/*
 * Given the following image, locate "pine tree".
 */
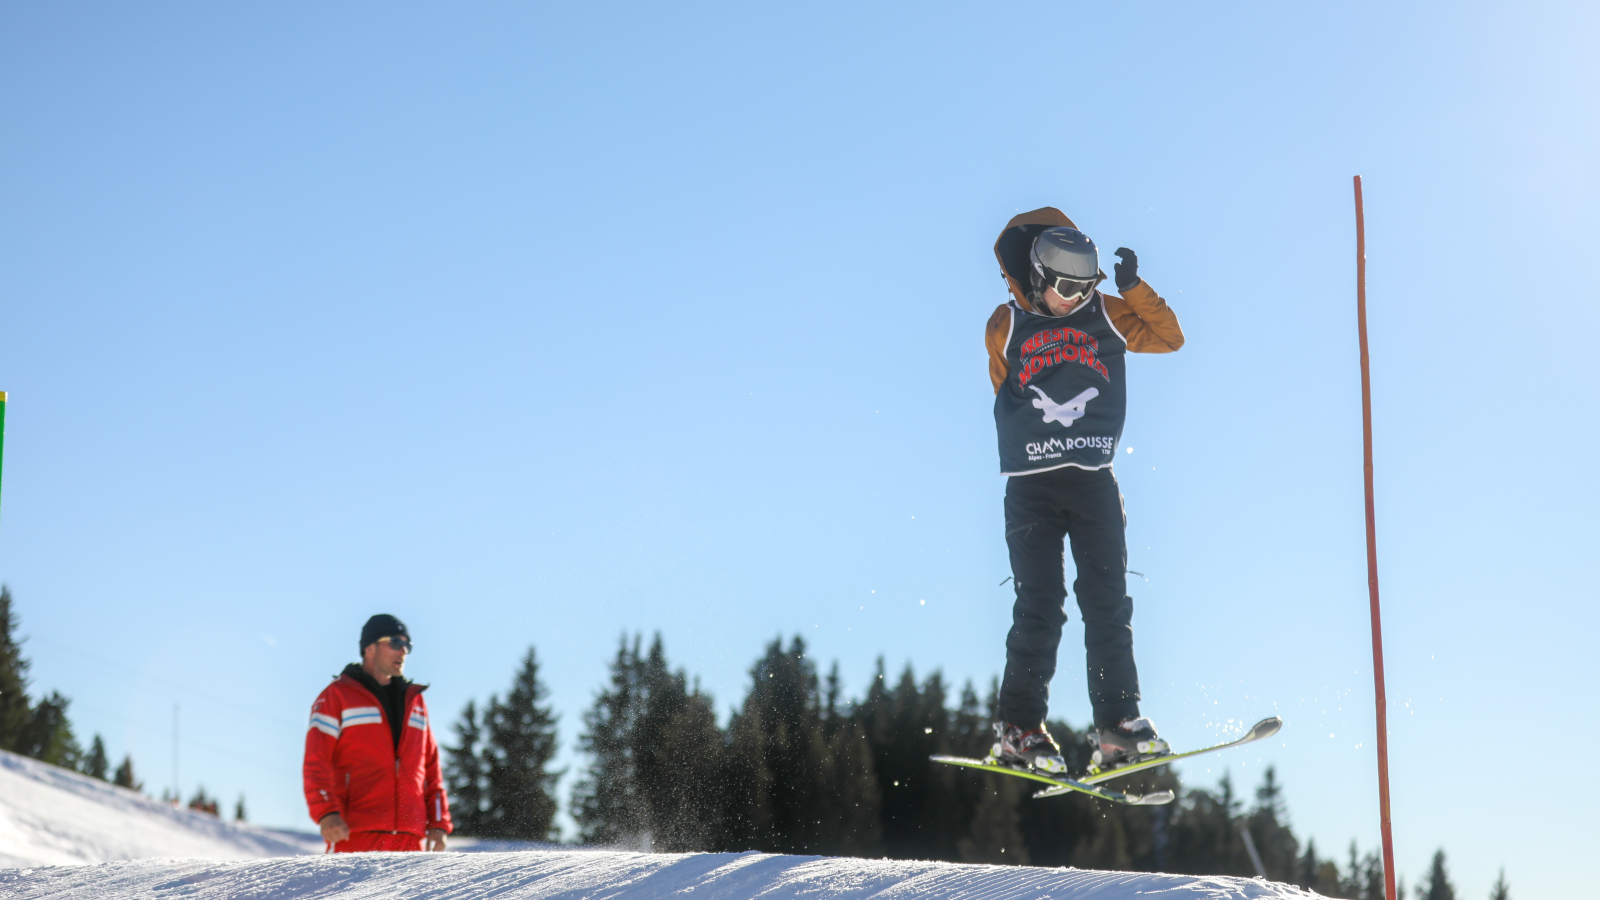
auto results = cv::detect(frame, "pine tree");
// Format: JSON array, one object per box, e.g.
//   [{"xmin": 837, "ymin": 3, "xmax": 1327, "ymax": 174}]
[
  {"xmin": 0, "ymin": 585, "xmax": 33, "ymax": 752},
  {"xmin": 234, "ymin": 795, "xmax": 248, "ymax": 822},
  {"xmin": 1488, "ymin": 867, "xmax": 1510, "ymax": 900},
  {"xmin": 482, "ymin": 646, "xmax": 560, "ymax": 840},
  {"xmin": 814, "ymin": 703, "xmax": 881, "ymax": 857},
  {"xmin": 1342, "ymin": 842, "xmax": 1365, "ymax": 898},
  {"xmin": 1297, "ymin": 838, "xmax": 1344, "ymax": 895},
  {"xmin": 83, "ymin": 734, "xmax": 110, "ymax": 780},
  {"xmin": 1167, "ymin": 772, "xmax": 1250, "ymax": 876},
  {"xmin": 1150, "ymin": 803, "xmax": 1172, "ymax": 874},
  {"xmin": 0, "ymin": 593, "xmax": 87, "ymax": 770},
  {"xmin": 724, "ymin": 636, "xmax": 880, "ymax": 856},
  {"xmin": 1422, "ymin": 849, "xmax": 1456, "ymax": 900},
  {"xmin": 1340, "ymin": 843, "xmax": 1387, "ymax": 900},
  {"xmin": 1254, "ymin": 765, "xmax": 1285, "ymax": 817},
  {"xmin": 26, "ymin": 691, "xmax": 83, "ymax": 769},
  {"xmin": 855, "ymin": 661, "xmax": 967, "ymax": 860},
  {"xmin": 823, "ymin": 663, "xmax": 845, "ymax": 723},
  {"xmin": 444, "ymin": 699, "xmax": 489, "ymax": 836},
  {"xmin": 1299, "ymin": 837, "xmax": 1318, "ymax": 888},
  {"xmin": 1245, "ymin": 766, "xmax": 1299, "ymax": 881},
  {"xmin": 962, "ymin": 678, "xmax": 1056, "ymax": 865},
  {"xmin": 1360, "ymin": 849, "xmax": 1386, "ymax": 900},
  {"xmin": 572, "ymin": 636, "xmax": 647, "ymax": 846},
  {"xmin": 629, "ymin": 635, "xmax": 727, "ymax": 851},
  {"xmin": 113, "ymin": 755, "xmax": 143, "ymax": 791},
  {"xmin": 1070, "ymin": 799, "xmax": 1135, "ymax": 871},
  {"xmin": 573, "ymin": 634, "xmax": 730, "ymax": 851},
  {"xmin": 187, "ymin": 785, "xmax": 219, "ymax": 816},
  {"xmin": 957, "ymin": 776, "xmax": 1029, "ymax": 865}
]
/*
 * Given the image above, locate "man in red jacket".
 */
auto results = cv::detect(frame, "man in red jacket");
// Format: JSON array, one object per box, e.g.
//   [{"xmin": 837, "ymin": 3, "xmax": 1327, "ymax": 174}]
[{"xmin": 303, "ymin": 614, "xmax": 452, "ymax": 852}]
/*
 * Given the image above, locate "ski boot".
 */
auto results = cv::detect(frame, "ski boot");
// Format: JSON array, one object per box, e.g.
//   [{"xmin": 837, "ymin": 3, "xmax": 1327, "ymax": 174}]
[
  {"xmin": 987, "ymin": 722, "xmax": 1069, "ymax": 774},
  {"xmin": 1087, "ymin": 717, "xmax": 1171, "ymax": 774}
]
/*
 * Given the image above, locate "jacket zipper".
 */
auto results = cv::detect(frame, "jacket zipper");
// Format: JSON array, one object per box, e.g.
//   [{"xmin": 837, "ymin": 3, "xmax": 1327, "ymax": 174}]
[
  {"xmin": 394, "ymin": 687, "xmax": 414, "ymax": 831},
  {"xmin": 392, "ymin": 699, "xmax": 402, "ymax": 830},
  {"xmin": 358, "ymin": 676, "xmax": 404, "ymax": 832},
  {"xmin": 348, "ymin": 674, "xmax": 419, "ymax": 835}
]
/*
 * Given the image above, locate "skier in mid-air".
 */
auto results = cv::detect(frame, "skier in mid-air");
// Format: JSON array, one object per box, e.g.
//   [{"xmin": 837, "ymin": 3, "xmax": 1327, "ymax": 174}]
[{"xmin": 985, "ymin": 208, "xmax": 1185, "ymax": 775}]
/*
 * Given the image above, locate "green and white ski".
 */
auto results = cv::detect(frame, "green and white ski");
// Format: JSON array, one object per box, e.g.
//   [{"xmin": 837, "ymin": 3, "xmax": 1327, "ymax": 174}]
[
  {"xmin": 931, "ymin": 716, "xmax": 1282, "ymax": 803},
  {"xmin": 1031, "ymin": 716, "xmax": 1283, "ymax": 799},
  {"xmin": 929, "ymin": 755, "xmax": 1176, "ymax": 805}
]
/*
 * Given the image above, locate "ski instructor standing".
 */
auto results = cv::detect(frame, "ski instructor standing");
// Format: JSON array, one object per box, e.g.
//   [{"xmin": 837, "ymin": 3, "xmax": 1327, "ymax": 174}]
[
  {"xmin": 985, "ymin": 208, "xmax": 1184, "ymax": 776},
  {"xmin": 303, "ymin": 614, "xmax": 452, "ymax": 852}
]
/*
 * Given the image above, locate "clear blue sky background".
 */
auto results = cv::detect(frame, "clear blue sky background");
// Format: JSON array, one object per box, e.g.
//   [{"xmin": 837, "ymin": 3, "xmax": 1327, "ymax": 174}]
[{"xmin": 2, "ymin": 2, "xmax": 1595, "ymax": 896}]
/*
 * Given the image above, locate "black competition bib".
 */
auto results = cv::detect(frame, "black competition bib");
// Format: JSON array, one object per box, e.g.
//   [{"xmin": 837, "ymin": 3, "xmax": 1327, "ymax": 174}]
[{"xmin": 994, "ymin": 297, "xmax": 1128, "ymax": 475}]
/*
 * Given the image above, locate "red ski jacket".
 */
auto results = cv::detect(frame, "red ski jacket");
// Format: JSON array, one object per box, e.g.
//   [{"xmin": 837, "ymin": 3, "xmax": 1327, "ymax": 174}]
[{"xmin": 302, "ymin": 672, "xmax": 452, "ymax": 837}]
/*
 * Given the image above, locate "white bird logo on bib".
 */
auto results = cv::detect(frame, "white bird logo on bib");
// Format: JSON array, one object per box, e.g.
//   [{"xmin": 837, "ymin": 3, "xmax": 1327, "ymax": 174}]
[{"xmin": 1029, "ymin": 385, "xmax": 1099, "ymax": 427}]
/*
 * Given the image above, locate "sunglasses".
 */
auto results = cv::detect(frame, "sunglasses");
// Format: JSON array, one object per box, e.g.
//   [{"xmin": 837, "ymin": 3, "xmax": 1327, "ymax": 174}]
[{"xmin": 376, "ymin": 636, "xmax": 412, "ymax": 653}]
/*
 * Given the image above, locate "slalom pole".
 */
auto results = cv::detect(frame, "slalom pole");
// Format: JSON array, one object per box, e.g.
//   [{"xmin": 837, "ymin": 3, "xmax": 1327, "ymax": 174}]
[{"xmin": 1354, "ymin": 176, "xmax": 1397, "ymax": 900}]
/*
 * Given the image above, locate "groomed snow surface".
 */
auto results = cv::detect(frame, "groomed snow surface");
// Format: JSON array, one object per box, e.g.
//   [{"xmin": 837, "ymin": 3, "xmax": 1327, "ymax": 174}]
[
  {"xmin": 0, "ymin": 749, "xmax": 318, "ymax": 867},
  {"xmin": 0, "ymin": 749, "xmax": 1320, "ymax": 899}
]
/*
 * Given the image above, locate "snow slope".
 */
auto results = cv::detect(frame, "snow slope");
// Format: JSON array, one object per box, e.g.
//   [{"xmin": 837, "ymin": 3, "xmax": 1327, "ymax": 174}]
[
  {"xmin": 2, "ymin": 848, "xmax": 1321, "ymax": 900},
  {"xmin": 0, "ymin": 749, "xmax": 319, "ymax": 867}
]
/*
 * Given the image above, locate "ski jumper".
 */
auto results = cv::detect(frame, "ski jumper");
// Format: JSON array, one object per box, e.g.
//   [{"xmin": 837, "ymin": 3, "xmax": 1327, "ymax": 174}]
[
  {"xmin": 986, "ymin": 208, "xmax": 1183, "ymax": 730},
  {"xmin": 303, "ymin": 664, "xmax": 452, "ymax": 852}
]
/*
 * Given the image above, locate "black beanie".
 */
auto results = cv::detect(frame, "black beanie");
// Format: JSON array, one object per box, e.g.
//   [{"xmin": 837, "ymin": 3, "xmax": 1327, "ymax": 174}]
[{"xmin": 360, "ymin": 614, "xmax": 409, "ymax": 651}]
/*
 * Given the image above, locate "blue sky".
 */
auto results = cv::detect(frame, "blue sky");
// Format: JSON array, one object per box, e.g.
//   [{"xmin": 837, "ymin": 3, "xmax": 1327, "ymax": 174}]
[{"xmin": 2, "ymin": 1, "xmax": 1596, "ymax": 896}]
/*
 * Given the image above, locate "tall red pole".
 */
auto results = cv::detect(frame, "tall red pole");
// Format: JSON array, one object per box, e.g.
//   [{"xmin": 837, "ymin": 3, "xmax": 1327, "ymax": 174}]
[{"xmin": 1354, "ymin": 175, "xmax": 1397, "ymax": 900}]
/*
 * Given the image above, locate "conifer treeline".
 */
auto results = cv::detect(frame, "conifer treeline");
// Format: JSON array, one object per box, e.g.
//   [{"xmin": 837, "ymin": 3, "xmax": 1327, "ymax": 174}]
[
  {"xmin": 449, "ymin": 633, "xmax": 1491, "ymax": 899},
  {"xmin": 444, "ymin": 647, "xmax": 563, "ymax": 840},
  {"xmin": 2, "ymin": 586, "xmax": 250, "ymax": 819},
  {"xmin": 0, "ymin": 585, "xmax": 143, "ymax": 792}
]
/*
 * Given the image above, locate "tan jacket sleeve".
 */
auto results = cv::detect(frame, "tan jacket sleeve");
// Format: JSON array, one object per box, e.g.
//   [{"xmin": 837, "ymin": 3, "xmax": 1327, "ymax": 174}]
[
  {"xmin": 1105, "ymin": 280, "xmax": 1184, "ymax": 354},
  {"xmin": 985, "ymin": 304, "xmax": 1011, "ymax": 393}
]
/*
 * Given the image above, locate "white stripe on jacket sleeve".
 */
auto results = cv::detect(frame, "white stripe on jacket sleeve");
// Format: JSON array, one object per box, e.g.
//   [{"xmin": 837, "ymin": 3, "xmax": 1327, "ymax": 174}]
[
  {"xmin": 309, "ymin": 712, "xmax": 341, "ymax": 738},
  {"xmin": 340, "ymin": 706, "xmax": 383, "ymax": 728}
]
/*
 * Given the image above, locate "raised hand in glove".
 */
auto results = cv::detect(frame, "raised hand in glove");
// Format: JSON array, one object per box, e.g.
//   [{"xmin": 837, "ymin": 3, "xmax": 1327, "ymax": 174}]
[{"xmin": 1113, "ymin": 248, "xmax": 1140, "ymax": 291}]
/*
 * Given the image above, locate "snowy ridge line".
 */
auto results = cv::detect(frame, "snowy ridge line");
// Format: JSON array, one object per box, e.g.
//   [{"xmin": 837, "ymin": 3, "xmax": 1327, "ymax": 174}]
[
  {"xmin": 0, "ymin": 749, "xmax": 320, "ymax": 867},
  {"xmin": 0, "ymin": 847, "xmax": 1320, "ymax": 899}
]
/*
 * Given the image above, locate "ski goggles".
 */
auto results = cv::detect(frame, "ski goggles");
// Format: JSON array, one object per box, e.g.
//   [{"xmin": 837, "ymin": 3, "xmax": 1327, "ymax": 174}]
[
  {"xmin": 1042, "ymin": 272, "xmax": 1096, "ymax": 304},
  {"xmin": 376, "ymin": 635, "xmax": 412, "ymax": 653}
]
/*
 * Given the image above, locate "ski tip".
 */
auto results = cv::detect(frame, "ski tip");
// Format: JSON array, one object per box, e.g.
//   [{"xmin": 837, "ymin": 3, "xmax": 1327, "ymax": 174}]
[
  {"xmin": 1131, "ymin": 790, "xmax": 1175, "ymax": 806},
  {"xmin": 1245, "ymin": 717, "xmax": 1284, "ymax": 741}
]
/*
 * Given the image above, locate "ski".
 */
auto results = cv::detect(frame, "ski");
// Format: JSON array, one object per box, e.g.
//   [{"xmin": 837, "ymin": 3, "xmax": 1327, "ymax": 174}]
[
  {"xmin": 1031, "ymin": 716, "xmax": 1283, "ymax": 800},
  {"xmin": 929, "ymin": 755, "xmax": 1175, "ymax": 806}
]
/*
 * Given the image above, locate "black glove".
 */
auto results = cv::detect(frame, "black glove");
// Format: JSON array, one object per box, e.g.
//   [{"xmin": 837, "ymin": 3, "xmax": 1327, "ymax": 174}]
[{"xmin": 1113, "ymin": 247, "xmax": 1139, "ymax": 291}]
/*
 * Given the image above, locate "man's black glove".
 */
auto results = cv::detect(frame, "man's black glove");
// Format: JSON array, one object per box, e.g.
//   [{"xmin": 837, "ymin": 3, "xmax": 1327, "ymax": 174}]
[{"xmin": 1113, "ymin": 247, "xmax": 1140, "ymax": 291}]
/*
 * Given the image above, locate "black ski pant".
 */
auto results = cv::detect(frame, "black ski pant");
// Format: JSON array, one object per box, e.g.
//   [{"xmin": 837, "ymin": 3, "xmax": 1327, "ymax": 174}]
[{"xmin": 997, "ymin": 465, "xmax": 1141, "ymax": 731}]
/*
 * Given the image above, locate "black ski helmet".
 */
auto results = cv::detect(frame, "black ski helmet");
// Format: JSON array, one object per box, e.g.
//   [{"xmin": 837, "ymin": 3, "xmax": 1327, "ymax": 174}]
[{"xmin": 1028, "ymin": 227, "xmax": 1105, "ymax": 309}]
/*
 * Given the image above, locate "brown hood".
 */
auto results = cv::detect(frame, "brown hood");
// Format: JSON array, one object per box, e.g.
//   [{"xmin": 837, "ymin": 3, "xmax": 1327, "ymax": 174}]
[{"xmin": 993, "ymin": 207, "xmax": 1077, "ymax": 314}]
